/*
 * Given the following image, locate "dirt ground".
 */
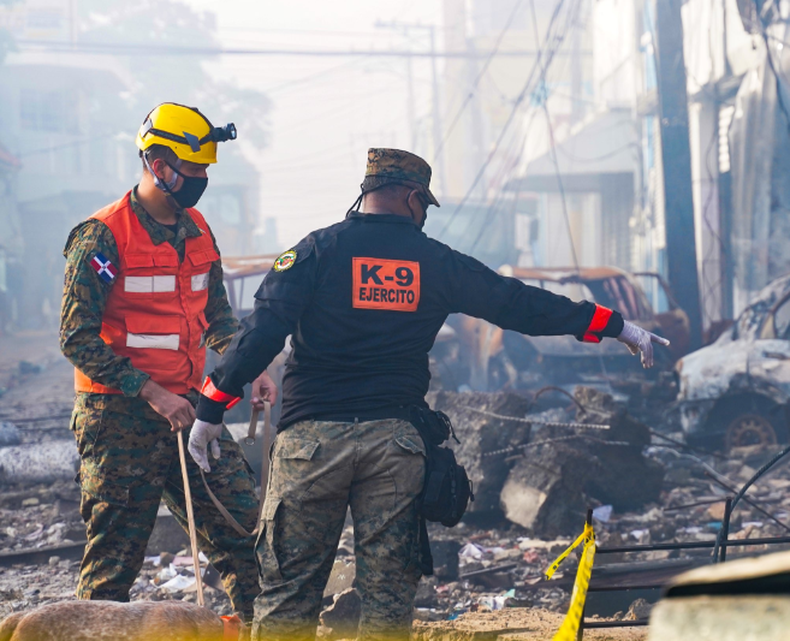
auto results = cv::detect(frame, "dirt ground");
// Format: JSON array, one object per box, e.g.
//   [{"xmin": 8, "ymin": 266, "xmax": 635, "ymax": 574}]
[
  {"xmin": 0, "ymin": 330, "xmax": 651, "ymax": 639},
  {"xmin": 414, "ymin": 609, "xmax": 646, "ymax": 640}
]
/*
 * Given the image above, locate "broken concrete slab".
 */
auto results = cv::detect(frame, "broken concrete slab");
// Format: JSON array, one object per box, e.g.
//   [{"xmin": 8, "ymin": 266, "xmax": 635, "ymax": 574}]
[
  {"xmin": 319, "ymin": 587, "xmax": 361, "ymax": 639},
  {"xmin": 0, "ymin": 440, "xmax": 78, "ymax": 485},
  {"xmin": 427, "ymin": 391, "xmax": 533, "ymax": 516},
  {"xmin": 648, "ymin": 595, "xmax": 790, "ymax": 641},
  {"xmin": 500, "ymin": 441, "xmax": 590, "ymax": 536},
  {"xmin": 500, "ymin": 387, "xmax": 664, "ymax": 537}
]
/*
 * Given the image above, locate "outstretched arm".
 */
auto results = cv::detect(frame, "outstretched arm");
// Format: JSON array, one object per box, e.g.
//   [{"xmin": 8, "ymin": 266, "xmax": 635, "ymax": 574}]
[{"xmin": 443, "ymin": 250, "xmax": 668, "ymax": 366}]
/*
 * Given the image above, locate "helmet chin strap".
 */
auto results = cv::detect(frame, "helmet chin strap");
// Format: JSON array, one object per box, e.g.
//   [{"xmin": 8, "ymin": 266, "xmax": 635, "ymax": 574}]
[{"xmin": 143, "ymin": 151, "xmax": 181, "ymax": 194}]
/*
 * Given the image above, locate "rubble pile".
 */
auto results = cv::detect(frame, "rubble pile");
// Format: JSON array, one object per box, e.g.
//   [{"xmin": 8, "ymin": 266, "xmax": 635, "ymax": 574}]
[
  {"xmin": 427, "ymin": 391, "xmax": 533, "ymax": 515},
  {"xmin": 3, "ymin": 373, "xmax": 790, "ymax": 637},
  {"xmin": 431, "ymin": 388, "xmax": 664, "ymax": 537}
]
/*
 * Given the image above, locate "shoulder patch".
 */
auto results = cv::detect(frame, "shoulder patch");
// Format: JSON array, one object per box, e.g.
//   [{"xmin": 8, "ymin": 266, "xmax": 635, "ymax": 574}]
[
  {"xmin": 273, "ymin": 249, "xmax": 297, "ymax": 272},
  {"xmin": 91, "ymin": 253, "xmax": 117, "ymax": 283}
]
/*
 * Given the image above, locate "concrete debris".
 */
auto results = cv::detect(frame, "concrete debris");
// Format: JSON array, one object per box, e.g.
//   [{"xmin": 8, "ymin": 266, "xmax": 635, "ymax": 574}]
[
  {"xmin": 499, "ymin": 387, "xmax": 664, "ymax": 537},
  {"xmin": 624, "ymin": 597, "xmax": 654, "ymax": 621},
  {"xmin": 0, "ymin": 441, "xmax": 79, "ymax": 485},
  {"xmin": 426, "ymin": 391, "xmax": 534, "ymax": 515},
  {"xmin": 4, "ymin": 375, "xmax": 790, "ymax": 636},
  {"xmin": 0, "ymin": 422, "xmax": 21, "ymax": 447},
  {"xmin": 319, "ymin": 587, "xmax": 361, "ymax": 639}
]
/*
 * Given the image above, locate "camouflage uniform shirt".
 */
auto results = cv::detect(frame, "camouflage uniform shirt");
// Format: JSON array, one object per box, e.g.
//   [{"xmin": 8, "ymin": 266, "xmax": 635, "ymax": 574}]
[{"xmin": 60, "ymin": 187, "xmax": 238, "ymax": 395}]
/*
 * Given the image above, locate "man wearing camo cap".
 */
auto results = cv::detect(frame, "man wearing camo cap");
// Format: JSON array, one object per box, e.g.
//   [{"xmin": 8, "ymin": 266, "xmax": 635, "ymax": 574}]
[{"xmin": 189, "ymin": 148, "xmax": 668, "ymax": 640}]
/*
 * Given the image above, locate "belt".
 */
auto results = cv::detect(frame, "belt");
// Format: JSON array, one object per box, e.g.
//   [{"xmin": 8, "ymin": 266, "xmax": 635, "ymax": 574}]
[{"xmin": 280, "ymin": 405, "xmax": 419, "ymax": 430}]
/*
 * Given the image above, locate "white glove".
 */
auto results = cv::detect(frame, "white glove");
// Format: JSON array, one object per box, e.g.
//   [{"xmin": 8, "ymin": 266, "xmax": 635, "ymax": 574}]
[
  {"xmin": 616, "ymin": 320, "xmax": 670, "ymax": 369},
  {"xmin": 188, "ymin": 419, "xmax": 223, "ymax": 473}
]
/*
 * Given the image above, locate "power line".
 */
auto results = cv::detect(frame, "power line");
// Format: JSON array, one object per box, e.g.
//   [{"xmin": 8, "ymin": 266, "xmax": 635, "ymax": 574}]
[
  {"xmin": 468, "ymin": 107, "xmax": 543, "ymax": 254},
  {"xmin": 433, "ymin": 0, "xmax": 527, "ymax": 160},
  {"xmin": 14, "ymin": 39, "xmax": 585, "ymax": 59},
  {"xmin": 437, "ymin": 0, "xmax": 574, "ymax": 242},
  {"xmin": 532, "ymin": 0, "xmax": 580, "ymax": 270},
  {"xmin": 466, "ymin": 0, "xmax": 580, "ymax": 257}
]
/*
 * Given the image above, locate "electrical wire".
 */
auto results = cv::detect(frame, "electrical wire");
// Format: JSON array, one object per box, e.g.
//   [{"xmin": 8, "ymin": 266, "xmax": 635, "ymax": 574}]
[
  {"xmin": 529, "ymin": 0, "xmax": 580, "ymax": 270},
  {"xmin": 14, "ymin": 39, "xmax": 544, "ymax": 59},
  {"xmin": 433, "ymin": 0, "xmax": 527, "ymax": 160},
  {"xmin": 463, "ymin": 0, "xmax": 583, "ymax": 260},
  {"xmin": 437, "ymin": 0, "xmax": 570, "ymax": 242},
  {"xmin": 467, "ymin": 108, "xmax": 542, "ymax": 254}
]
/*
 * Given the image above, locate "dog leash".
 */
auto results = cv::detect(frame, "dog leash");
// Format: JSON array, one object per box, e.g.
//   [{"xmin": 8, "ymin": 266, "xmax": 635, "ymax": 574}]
[
  {"xmin": 177, "ymin": 429, "xmax": 206, "ymax": 607},
  {"xmin": 198, "ymin": 400, "xmax": 271, "ymax": 538}
]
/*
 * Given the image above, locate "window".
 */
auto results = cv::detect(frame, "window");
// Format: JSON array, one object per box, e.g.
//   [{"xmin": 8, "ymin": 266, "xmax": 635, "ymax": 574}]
[{"xmin": 20, "ymin": 89, "xmax": 80, "ymax": 133}]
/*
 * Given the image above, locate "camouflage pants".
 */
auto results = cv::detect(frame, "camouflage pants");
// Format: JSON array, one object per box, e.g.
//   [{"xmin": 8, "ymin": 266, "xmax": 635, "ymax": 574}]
[
  {"xmin": 252, "ymin": 418, "xmax": 426, "ymax": 641},
  {"xmin": 71, "ymin": 392, "xmax": 260, "ymax": 621}
]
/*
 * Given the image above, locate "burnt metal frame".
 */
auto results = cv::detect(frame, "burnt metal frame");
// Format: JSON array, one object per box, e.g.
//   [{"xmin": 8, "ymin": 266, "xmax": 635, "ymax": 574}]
[{"xmin": 576, "ymin": 496, "xmax": 790, "ymax": 638}]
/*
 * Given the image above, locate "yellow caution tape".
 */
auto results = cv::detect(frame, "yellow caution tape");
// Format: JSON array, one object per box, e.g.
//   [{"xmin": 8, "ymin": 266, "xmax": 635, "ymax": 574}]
[
  {"xmin": 544, "ymin": 521, "xmax": 596, "ymax": 641},
  {"xmin": 544, "ymin": 522, "xmax": 592, "ymax": 580}
]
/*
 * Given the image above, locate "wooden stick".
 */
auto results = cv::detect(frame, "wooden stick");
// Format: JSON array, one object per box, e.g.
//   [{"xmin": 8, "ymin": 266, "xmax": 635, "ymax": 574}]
[
  {"xmin": 177, "ymin": 429, "xmax": 205, "ymax": 607},
  {"xmin": 260, "ymin": 401, "xmax": 272, "ymax": 509}
]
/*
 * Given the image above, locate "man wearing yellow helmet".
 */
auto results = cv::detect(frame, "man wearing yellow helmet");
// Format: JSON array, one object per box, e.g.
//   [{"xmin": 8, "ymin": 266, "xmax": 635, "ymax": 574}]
[{"xmin": 59, "ymin": 102, "xmax": 274, "ymax": 625}]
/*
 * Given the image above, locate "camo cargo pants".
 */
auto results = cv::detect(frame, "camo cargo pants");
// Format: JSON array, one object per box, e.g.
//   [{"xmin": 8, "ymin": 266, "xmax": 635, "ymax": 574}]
[
  {"xmin": 71, "ymin": 392, "xmax": 260, "ymax": 621},
  {"xmin": 252, "ymin": 418, "xmax": 426, "ymax": 641}
]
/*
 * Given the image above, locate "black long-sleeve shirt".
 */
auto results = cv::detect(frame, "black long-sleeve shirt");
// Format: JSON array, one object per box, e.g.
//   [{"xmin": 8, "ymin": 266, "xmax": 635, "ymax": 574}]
[{"xmin": 197, "ymin": 212, "xmax": 624, "ymax": 426}]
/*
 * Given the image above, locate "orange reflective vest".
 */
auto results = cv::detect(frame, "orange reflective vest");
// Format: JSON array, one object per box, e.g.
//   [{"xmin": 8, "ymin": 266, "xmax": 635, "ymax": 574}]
[{"xmin": 74, "ymin": 191, "xmax": 218, "ymax": 395}]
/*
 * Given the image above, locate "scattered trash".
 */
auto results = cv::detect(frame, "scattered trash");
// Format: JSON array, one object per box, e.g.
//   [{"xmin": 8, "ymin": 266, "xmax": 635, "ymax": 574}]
[
  {"xmin": 158, "ymin": 574, "xmax": 196, "ymax": 593},
  {"xmin": 593, "ymin": 505, "xmax": 613, "ymax": 523},
  {"xmin": 4, "ymin": 387, "xmax": 790, "ymax": 631}
]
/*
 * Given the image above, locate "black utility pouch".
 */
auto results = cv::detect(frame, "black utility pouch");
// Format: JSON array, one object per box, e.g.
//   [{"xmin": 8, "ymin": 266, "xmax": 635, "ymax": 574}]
[{"xmin": 408, "ymin": 406, "xmax": 475, "ymax": 575}]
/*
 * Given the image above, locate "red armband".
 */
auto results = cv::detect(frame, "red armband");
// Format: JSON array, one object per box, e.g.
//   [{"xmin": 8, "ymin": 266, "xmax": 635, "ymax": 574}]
[
  {"xmin": 582, "ymin": 304, "xmax": 613, "ymax": 343},
  {"xmin": 200, "ymin": 377, "xmax": 241, "ymax": 409}
]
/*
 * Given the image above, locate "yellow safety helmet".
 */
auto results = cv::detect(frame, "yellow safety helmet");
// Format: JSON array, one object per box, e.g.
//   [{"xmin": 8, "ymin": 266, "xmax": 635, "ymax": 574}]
[{"xmin": 135, "ymin": 102, "xmax": 237, "ymax": 165}]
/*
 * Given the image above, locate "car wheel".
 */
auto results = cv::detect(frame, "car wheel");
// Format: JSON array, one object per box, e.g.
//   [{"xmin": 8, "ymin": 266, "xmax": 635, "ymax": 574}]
[{"xmin": 724, "ymin": 413, "xmax": 779, "ymax": 450}]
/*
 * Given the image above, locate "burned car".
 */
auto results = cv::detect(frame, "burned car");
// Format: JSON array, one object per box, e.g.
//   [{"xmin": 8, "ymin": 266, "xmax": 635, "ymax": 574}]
[
  {"xmin": 430, "ymin": 266, "xmax": 688, "ymax": 396},
  {"xmin": 677, "ymin": 274, "xmax": 790, "ymax": 450}
]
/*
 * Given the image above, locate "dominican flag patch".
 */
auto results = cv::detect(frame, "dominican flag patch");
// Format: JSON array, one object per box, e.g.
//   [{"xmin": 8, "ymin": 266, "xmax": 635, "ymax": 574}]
[{"xmin": 91, "ymin": 253, "xmax": 116, "ymax": 283}]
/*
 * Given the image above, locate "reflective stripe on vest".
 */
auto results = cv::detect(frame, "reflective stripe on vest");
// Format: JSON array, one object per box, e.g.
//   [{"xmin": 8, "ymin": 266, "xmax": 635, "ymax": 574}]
[
  {"xmin": 126, "ymin": 332, "xmax": 180, "ymax": 350},
  {"xmin": 125, "ymin": 275, "xmax": 177, "ymax": 293},
  {"xmin": 74, "ymin": 191, "xmax": 217, "ymax": 395}
]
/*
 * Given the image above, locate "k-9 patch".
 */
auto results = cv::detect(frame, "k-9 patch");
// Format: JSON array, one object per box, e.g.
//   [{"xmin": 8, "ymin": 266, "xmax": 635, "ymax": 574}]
[
  {"xmin": 352, "ymin": 257, "xmax": 420, "ymax": 312},
  {"xmin": 91, "ymin": 253, "xmax": 117, "ymax": 283}
]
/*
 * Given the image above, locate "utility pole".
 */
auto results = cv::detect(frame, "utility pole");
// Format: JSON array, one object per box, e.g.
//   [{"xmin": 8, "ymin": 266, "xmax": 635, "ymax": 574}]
[
  {"xmin": 429, "ymin": 26, "xmax": 447, "ymax": 196},
  {"xmin": 375, "ymin": 20, "xmax": 446, "ymax": 197},
  {"xmin": 406, "ymin": 56, "xmax": 417, "ymax": 150},
  {"xmin": 655, "ymin": 0, "xmax": 703, "ymax": 349}
]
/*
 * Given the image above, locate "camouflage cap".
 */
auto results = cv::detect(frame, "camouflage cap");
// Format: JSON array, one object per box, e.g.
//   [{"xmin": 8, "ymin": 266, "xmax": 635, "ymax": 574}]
[{"xmin": 361, "ymin": 148, "xmax": 440, "ymax": 207}]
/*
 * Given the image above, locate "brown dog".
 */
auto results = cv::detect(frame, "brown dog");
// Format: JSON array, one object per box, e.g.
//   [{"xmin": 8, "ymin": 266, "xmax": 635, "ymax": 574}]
[{"xmin": 0, "ymin": 600, "xmax": 241, "ymax": 641}]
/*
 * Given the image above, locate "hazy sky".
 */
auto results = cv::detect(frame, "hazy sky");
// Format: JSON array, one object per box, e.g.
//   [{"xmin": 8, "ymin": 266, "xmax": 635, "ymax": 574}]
[{"xmin": 184, "ymin": 0, "xmax": 444, "ymax": 250}]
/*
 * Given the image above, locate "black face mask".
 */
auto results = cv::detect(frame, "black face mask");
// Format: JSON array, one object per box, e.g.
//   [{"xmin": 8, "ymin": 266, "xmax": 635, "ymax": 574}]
[
  {"xmin": 408, "ymin": 192, "xmax": 429, "ymax": 230},
  {"xmin": 164, "ymin": 161, "xmax": 208, "ymax": 209}
]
